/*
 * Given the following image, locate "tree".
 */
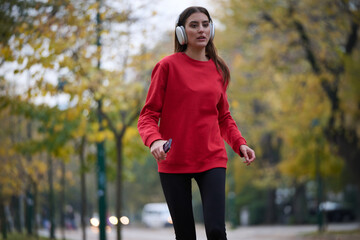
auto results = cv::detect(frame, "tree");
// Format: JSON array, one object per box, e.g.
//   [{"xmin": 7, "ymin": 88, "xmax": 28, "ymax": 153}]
[
  {"xmin": 214, "ymin": 0, "xmax": 359, "ymax": 223},
  {"xmin": 0, "ymin": 101, "xmax": 24, "ymax": 239},
  {"xmin": 1, "ymin": 1, "xmax": 159, "ymax": 239}
]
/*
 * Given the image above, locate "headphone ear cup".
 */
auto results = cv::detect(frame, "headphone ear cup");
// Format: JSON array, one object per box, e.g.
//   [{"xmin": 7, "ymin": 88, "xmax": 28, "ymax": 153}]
[
  {"xmin": 210, "ymin": 22, "xmax": 215, "ymax": 41},
  {"xmin": 176, "ymin": 26, "xmax": 187, "ymax": 45}
]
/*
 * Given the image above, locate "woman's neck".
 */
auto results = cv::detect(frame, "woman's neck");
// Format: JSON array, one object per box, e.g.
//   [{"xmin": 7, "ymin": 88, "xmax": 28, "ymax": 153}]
[{"xmin": 184, "ymin": 47, "xmax": 208, "ymax": 61}]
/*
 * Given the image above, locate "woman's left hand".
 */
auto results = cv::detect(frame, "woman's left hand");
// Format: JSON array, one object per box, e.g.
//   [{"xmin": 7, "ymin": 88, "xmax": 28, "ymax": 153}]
[{"xmin": 239, "ymin": 145, "xmax": 256, "ymax": 166}]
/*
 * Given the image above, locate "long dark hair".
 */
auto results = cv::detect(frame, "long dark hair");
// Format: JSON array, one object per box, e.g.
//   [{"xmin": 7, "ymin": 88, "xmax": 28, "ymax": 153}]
[{"xmin": 174, "ymin": 6, "xmax": 230, "ymax": 87}]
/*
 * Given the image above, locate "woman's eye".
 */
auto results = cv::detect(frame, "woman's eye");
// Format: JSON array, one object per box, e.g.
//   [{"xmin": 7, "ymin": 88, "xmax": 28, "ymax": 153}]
[{"xmin": 190, "ymin": 24, "xmax": 197, "ymax": 28}]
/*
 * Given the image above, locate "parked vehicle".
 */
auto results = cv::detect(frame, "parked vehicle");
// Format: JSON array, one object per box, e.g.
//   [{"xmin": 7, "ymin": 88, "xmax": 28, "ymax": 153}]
[
  {"xmin": 320, "ymin": 201, "xmax": 356, "ymax": 222},
  {"xmin": 142, "ymin": 203, "xmax": 173, "ymax": 228}
]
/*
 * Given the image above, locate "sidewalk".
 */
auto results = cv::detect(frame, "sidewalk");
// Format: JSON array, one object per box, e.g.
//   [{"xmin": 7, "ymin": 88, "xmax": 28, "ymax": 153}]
[
  {"xmin": 227, "ymin": 223, "xmax": 360, "ymax": 240},
  {"xmin": 38, "ymin": 222, "xmax": 360, "ymax": 240}
]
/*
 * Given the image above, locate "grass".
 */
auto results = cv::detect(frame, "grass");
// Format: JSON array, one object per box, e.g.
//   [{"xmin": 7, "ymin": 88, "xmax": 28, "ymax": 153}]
[
  {"xmin": 301, "ymin": 229, "xmax": 360, "ymax": 240},
  {"xmin": 2, "ymin": 233, "xmax": 54, "ymax": 240}
]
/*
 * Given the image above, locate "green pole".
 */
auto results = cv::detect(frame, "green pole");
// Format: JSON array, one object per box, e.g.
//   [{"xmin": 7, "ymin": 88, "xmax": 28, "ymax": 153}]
[
  {"xmin": 97, "ymin": 100, "xmax": 107, "ymax": 240},
  {"xmin": 96, "ymin": 1, "xmax": 107, "ymax": 240}
]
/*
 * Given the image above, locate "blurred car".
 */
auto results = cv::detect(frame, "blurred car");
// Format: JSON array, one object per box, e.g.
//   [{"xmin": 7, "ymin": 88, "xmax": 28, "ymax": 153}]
[
  {"xmin": 320, "ymin": 201, "xmax": 356, "ymax": 222},
  {"xmin": 142, "ymin": 203, "xmax": 172, "ymax": 228}
]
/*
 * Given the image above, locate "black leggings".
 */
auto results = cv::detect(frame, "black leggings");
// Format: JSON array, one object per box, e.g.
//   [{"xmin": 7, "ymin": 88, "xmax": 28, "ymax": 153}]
[{"xmin": 159, "ymin": 168, "xmax": 227, "ymax": 240}]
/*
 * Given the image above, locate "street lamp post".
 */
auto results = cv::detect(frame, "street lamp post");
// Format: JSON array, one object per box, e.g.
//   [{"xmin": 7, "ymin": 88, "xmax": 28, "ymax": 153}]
[
  {"xmin": 96, "ymin": 1, "xmax": 107, "ymax": 240},
  {"xmin": 96, "ymin": 100, "xmax": 107, "ymax": 240}
]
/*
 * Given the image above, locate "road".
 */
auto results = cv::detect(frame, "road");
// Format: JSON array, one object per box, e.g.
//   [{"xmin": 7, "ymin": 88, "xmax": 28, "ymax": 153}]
[{"xmin": 39, "ymin": 223, "xmax": 359, "ymax": 240}]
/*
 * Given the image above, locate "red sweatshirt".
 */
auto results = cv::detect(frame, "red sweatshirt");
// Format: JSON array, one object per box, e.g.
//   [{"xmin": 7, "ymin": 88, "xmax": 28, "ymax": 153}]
[{"xmin": 137, "ymin": 52, "xmax": 247, "ymax": 173}]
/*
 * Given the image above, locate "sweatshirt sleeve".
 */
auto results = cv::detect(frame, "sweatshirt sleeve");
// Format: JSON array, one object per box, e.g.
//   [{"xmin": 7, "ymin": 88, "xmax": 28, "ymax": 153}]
[
  {"xmin": 138, "ymin": 62, "xmax": 168, "ymax": 147},
  {"xmin": 217, "ymin": 89, "xmax": 247, "ymax": 157}
]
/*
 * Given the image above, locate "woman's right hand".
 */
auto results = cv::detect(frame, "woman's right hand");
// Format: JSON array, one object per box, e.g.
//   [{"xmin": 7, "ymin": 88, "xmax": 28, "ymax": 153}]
[{"xmin": 150, "ymin": 140, "xmax": 168, "ymax": 162}]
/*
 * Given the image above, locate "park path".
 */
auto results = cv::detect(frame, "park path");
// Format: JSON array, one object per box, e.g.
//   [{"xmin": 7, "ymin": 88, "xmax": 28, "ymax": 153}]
[{"xmin": 38, "ymin": 222, "xmax": 360, "ymax": 240}]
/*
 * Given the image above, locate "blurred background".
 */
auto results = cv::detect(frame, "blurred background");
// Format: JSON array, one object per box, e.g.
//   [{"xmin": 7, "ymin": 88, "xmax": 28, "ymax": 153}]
[{"xmin": 0, "ymin": 0, "xmax": 359, "ymax": 240}]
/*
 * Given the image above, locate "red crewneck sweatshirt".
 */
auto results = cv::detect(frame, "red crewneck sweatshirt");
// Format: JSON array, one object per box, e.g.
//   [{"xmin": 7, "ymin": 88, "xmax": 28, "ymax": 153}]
[{"xmin": 138, "ymin": 52, "xmax": 247, "ymax": 173}]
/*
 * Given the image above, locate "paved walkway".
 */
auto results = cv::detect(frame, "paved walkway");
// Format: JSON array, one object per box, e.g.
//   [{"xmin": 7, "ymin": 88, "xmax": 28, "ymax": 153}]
[{"xmin": 39, "ymin": 222, "xmax": 360, "ymax": 240}]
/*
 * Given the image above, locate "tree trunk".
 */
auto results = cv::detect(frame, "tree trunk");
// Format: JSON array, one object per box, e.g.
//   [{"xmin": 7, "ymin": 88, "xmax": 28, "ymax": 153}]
[
  {"xmin": 32, "ymin": 182, "xmax": 39, "ymax": 240},
  {"xmin": 11, "ymin": 195, "xmax": 22, "ymax": 233},
  {"xmin": 293, "ymin": 183, "xmax": 307, "ymax": 224},
  {"xmin": 26, "ymin": 120, "xmax": 34, "ymax": 236},
  {"xmin": 294, "ymin": 16, "xmax": 360, "ymax": 190},
  {"xmin": 48, "ymin": 153, "xmax": 55, "ymax": 239},
  {"xmin": 0, "ymin": 198, "xmax": 7, "ymax": 240},
  {"xmin": 25, "ymin": 190, "xmax": 34, "ymax": 236},
  {"xmin": 79, "ymin": 136, "xmax": 87, "ymax": 240},
  {"xmin": 60, "ymin": 160, "xmax": 66, "ymax": 240},
  {"xmin": 116, "ymin": 135, "xmax": 124, "ymax": 240},
  {"xmin": 357, "ymin": 186, "xmax": 360, "ymax": 221},
  {"xmin": 265, "ymin": 188, "xmax": 277, "ymax": 224},
  {"xmin": 260, "ymin": 133, "xmax": 281, "ymax": 224}
]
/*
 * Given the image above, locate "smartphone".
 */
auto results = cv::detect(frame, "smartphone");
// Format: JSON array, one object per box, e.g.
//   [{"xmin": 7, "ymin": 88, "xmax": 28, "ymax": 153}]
[{"xmin": 163, "ymin": 139, "xmax": 172, "ymax": 153}]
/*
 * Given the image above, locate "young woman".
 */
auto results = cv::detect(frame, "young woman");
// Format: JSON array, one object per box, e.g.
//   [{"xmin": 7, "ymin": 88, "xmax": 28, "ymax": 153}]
[{"xmin": 137, "ymin": 6, "xmax": 256, "ymax": 240}]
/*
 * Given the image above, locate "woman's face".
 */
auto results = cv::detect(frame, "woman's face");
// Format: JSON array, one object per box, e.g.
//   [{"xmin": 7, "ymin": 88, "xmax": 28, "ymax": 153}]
[{"xmin": 184, "ymin": 12, "xmax": 211, "ymax": 49}]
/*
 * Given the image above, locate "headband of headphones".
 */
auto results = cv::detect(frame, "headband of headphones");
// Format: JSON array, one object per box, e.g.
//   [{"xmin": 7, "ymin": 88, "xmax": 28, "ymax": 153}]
[{"xmin": 175, "ymin": 12, "xmax": 213, "ymax": 27}]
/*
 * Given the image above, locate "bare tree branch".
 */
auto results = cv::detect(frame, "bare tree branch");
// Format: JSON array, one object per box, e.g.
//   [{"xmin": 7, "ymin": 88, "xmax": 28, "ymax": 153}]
[
  {"xmin": 97, "ymin": 99, "xmax": 118, "ymax": 137},
  {"xmin": 293, "ymin": 20, "xmax": 321, "ymax": 75},
  {"xmin": 260, "ymin": 12, "xmax": 279, "ymax": 28}
]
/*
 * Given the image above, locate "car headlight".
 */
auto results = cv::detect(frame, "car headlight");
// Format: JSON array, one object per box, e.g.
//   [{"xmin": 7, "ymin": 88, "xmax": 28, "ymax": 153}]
[{"xmin": 90, "ymin": 217, "xmax": 100, "ymax": 227}]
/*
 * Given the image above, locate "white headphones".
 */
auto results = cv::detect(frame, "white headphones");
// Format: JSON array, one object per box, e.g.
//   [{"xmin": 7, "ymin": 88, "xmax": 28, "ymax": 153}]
[{"xmin": 175, "ymin": 15, "xmax": 215, "ymax": 45}]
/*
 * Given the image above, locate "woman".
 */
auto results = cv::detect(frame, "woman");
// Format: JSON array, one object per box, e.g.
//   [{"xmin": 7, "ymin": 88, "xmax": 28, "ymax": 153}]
[{"xmin": 138, "ymin": 6, "xmax": 256, "ymax": 240}]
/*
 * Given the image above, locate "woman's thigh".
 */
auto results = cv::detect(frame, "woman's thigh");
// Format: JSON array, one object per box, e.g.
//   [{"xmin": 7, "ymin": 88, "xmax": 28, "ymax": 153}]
[
  {"xmin": 159, "ymin": 172, "xmax": 196, "ymax": 240},
  {"xmin": 195, "ymin": 168, "xmax": 227, "ymax": 240}
]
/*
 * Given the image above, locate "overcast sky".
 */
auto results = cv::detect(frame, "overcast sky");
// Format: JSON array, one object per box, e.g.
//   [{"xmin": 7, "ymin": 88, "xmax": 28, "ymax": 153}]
[
  {"xmin": 155, "ymin": 0, "xmax": 212, "ymax": 31},
  {"xmin": 133, "ymin": 0, "xmax": 214, "ymax": 50}
]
